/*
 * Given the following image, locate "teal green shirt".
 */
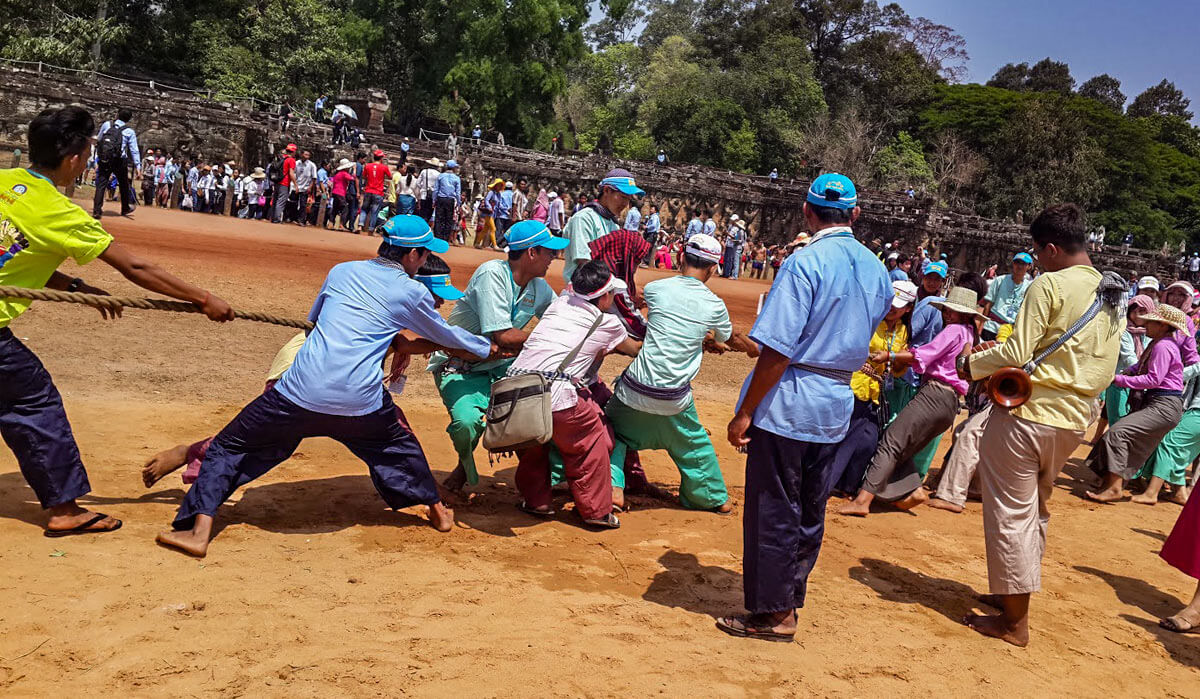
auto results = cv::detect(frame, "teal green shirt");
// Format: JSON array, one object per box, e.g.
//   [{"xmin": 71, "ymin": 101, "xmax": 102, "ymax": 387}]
[
  {"xmin": 983, "ymin": 273, "xmax": 1032, "ymax": 335},
  {"xmin": 614, "ymin": 275, "xmax": 732, "ymax": 415},
  {"xmin": 427, "ymin": 258, "xmax": 554, "ymax": 374},
  {"xmin": 562, "ymin": 207, "xmax": 617, "ymax": 284}
]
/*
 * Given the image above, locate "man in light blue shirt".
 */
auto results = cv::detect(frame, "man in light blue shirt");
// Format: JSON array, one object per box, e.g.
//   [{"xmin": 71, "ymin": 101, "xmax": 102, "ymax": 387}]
[
  {"xmin": 431, "ymin": 220, "xmax": 568, "ymax": 492},
  {"xmin": 608, "ymin": 233, "xmax": 735, "ymax": 512},
  {"xmin": 624, "ymin": 204, "xmax": 642, "ymax": 232},
  {"xmin": 92, "ymin": 107, "xmax": 141, "ymax": 218},
  {"xmin": 685, "ymin": 212, "xmax": 704, "ymax": 240},
  {"xmin": 642, "ymin": 205, "xmax": 661, "ymax": 265},
  {"xmin": 160, "ymin": 216, "xmax": 491, "ymax": 558},
  {"xmin": 981, "ymin": 252, "xmax": 1033, "ymax": 341},
  {"xmin": 717, "ymin": 173, "xmax": 890, "ymax": 642},
  {"xmin": 433, "ymin": 160, "xmax": 462, "ymax": 243},
  {"xmin": 702, "ymin": 216, "xmax": 716, "ymax": 237}
]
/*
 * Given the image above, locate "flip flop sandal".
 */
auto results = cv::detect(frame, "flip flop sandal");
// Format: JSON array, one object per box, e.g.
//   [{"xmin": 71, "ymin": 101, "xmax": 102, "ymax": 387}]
[
  {"xmin": 517, "ymin": 501, "xmax": 555, "ymax": 517},
  {"xmin": 44, "ymin": 513, "xmax": 122, "ymax": 538},
  {"xmin": 582, "ymin": 512, "xmax": 620, "ymax": 529},
  {"xmin": 715, "ymin": 613, "xmax": 796, "ymax": 643},
  {"xmin": 1160, "ymin": 616, "xmax": 1200, "ymax": 633}
]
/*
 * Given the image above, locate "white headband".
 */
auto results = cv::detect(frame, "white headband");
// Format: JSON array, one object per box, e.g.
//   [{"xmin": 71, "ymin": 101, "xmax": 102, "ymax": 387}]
[{"xmin": 568, "ymin": 274, "xmax": 626, "ymax": 300}]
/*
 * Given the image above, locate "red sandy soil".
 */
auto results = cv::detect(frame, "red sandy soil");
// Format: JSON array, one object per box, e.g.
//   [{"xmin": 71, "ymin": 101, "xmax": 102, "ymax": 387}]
[{"xmin": 1, "ymin": 202, "xmax": 1198, "ymax": 696}]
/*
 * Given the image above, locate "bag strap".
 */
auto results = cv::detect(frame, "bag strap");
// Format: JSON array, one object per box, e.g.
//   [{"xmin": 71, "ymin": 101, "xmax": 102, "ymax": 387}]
[
  {"xmin": 555, "ymin": 313, "xmax": 605, "ymax": 375},
  {"xmin": 1024, "ymin": 271, "xmax": 1126, "ymax": 374}
]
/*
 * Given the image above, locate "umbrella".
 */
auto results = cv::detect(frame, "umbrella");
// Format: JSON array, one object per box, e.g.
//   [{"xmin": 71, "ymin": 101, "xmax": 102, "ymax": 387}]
[{"xmin": 333, "ymin": 104, "xmax": 358, "ymax": 121}]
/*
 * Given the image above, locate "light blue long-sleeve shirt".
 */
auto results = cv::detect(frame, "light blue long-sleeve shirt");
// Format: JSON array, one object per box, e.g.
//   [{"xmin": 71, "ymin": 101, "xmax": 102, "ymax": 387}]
[
  {"xmin": 275, "ymin": 260, "xmax": 491, "ymax": 416},
  {"xmin": 434, "ymin": 171, "xmax": 461, "ymax": 200},
  {"xmin": 624, "ymin": 207, "xmax": 641, "ymax": 231},
  {"xmin": 645, "ymin": 212, "xmax": 660, "ymax": 234},
  {"xmin": 685, "ymin": 218, "xmax": 703, "ymax": 239},
  {"xmin": 97, "ymin": 119, "xmax": 140, "ymax": 163},
  {"xmin": 737, "ymin": 227, "xmax": 891, "ymax": 443}
]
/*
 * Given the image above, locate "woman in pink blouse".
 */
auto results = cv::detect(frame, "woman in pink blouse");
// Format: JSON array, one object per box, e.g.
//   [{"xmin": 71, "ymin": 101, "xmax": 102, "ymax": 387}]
[
  {"xmin": 1087, "ymin": 303, "xmax": 1187, "ymax": 503},
  {"xmin": 840, "ymin": 286, "xmax": 983, "ymax": 517}
]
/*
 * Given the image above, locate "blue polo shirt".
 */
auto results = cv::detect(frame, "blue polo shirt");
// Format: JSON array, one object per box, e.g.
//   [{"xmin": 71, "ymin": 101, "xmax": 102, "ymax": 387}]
[
  {"xmin": 737, "ymin": 227, "xmax": 891, "ymax": 443},
  {"xmin": 434, "ymin": 171, "xmax": 461, "ymax": 200},
  {"xmin": 276, "ymin": 260, "xmax": 491, "ymax": 416}
]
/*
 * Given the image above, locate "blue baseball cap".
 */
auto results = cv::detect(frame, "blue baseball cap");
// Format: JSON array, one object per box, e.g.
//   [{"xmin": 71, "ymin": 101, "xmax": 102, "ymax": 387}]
[
  {"xmin": 806, "ymin": 173, "xmax": 858, "ymax": 210},
  {"xmin": 599, "ymin": 168, "xmax": 645, "ymax": 196},
  {"xmin": 924, "ymin": 260, "xmax": 948, "ymax": 278},
  {"xmin": 504, "ymin": 220, "xmax": 569, "ymax": 252},
  {"xmin": 1014, "ymin": 252, "xmax": 1033, "ymax": 264},
  {"xmin": 380, "ymin": 214, "xmax": 449, "ymax": 254},
  {"xmin": 445, "ymin": 159, "xmax": 458, "ymax": 169},
  {"xmin": 415, "ymin": 273, "xmax": 464, "ymax": 300}
]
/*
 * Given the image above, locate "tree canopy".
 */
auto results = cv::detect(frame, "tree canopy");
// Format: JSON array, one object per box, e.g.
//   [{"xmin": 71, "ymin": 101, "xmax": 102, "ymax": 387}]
[{"xmin": 2, "ymin": 0, "xmax": 1199, "ymax": 247}]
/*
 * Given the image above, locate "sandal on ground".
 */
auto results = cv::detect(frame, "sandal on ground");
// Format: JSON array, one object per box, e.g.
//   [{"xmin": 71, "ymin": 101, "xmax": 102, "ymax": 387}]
[
  {"xmin": 44, "ymin": 513, "xmax": 122, "ymax": 538},
  {"xmin": 517, "ymin": 501, "xmax": 554, "ymax": 517},
  {"xmin": 715, "ymin": 612, "xmax": 797, "ymax": 642},
  {"xmin": 1160, "ymin": 615, "xmax": 1200, "ymax": 633},
  {"xmin": 582, "ymin": 512, "xmax": 620, "ymax": 529}
]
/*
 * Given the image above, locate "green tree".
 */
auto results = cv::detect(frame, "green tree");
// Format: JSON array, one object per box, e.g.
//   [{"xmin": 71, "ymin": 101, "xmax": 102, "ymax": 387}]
[
  {"xmin": 1078, "ymin": 74, "xmax": 1125, "ymax": 112},
  {"xmin": 1025, "ymin": 57, "xmax": 1074, "ymax": 93},
  {"xmin": 0, "ymin": 0, "xmax": 127, "ymax": 68},
  {"xmin": 1128, "ymin": 79, "xmax": 1194, "ymax": 120},
  {"xmin": 987, "ymin": 62, "xmax": 1029, "ymax": 91},
  {"xmin": 874, "ymin": 131, "xmax": 933, "ymax": 190}
]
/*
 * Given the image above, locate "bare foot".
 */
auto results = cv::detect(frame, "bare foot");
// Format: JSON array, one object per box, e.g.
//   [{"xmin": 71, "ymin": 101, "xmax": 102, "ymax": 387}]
[
  {"xmin": 46, "ymin": 502, "xmax": 121, "ymax": 533},
  {"xmin": 1131, "ymin": 491, "xmax": 1159, "ymax": 505},
  {"xmin": 927, "ymin": 497, "xmax": 964, "ymax": 514},
  {"xmin": 428, "ymin": 502, "xmax": 454, "ymax": 532},
  {"xmin": 714, "ymin": 499, "xmax": 734, "ymax": 514},
  {"xmin": 1170, "ymin": 487, "xmax": 1191, "ymax": 506},
  {"xmin": 441, "ymin": 466, "xmax": 467, "ymax": 501},
  {"xmin": 1085, "ymin": 488, "xmax": 1127, "ymax": 503},
  {"xmin": 838, "ymin": 500, "xmax": 871, "ymax": 517},
  {"xmin": 156, "ymin": 514, "xmax": 214, "ymax": 557},
  {"xmin": 977, "ymin": 593, "xmax": 1004, "ymax": 609},
  {"xmin": 964, "ymin": 612, "xmax": 1029, "ymax": 647},
  {"xmin": 612, "ymin": 486, "xmax": 625, "ymax": 511},
  {"xmin": 142, "ymin": 443, "xmax": 190, "ymax": 487},
  {"xmin": 894, "ymin": 487, "xmax": 930, "ymax": 511}
]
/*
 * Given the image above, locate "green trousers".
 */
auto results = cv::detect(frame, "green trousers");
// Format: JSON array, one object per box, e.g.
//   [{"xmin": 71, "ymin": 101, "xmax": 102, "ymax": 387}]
[
  {"xmin": 432, "ymin": 366, "xmax": 509, "ymax": 486},
  {"xmin": 1105, "ymin": 384, "xmax": 1131, "ymax": 425},
  {"xmin": 605, "ymin": 396, "xmax": 728, "ymax": 509},
  {"xmin": 1137, "ymin": 408, "xmax": 1200, "ymax": 486},
  {"xmin": 549, "ymin": 438, "xmax": 628, "ymax": 488},
  {"xmin": 886, "ymin": 381, "xmax": 941, "ymax": 478}
]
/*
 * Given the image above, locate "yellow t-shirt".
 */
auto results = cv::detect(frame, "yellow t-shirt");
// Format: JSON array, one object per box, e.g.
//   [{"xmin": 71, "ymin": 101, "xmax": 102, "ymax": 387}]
[
  {"xmin": 850, "ymin": 320, "xmax": 909, "ymax": 404},
  {"xmin": 266, "ymin": 332, "xmax": 307, "ymax": 381},
  {"xmin": 0, "ymin": 168, "xmax": 114, "ymax": 328},
  {"xmin": 969, "ymin": 265, "xmax": 1122, "ymax": 431}
]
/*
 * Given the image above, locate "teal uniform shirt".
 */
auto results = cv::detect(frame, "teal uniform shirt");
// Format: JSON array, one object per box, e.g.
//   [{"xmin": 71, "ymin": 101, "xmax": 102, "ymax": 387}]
[{"xmin": 562, "ymin": 206, "xmax": 618, "ymax": 284}]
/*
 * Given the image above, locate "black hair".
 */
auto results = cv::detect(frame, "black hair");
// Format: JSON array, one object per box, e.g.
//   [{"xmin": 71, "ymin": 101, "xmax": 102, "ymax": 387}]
[
  {"xmin": 683, "ymin": 252, "xmax": 717, "ymax": 271},
  {"xmin": 1030, "ymin": 203, "xmax": 1086, "ymax": 254},
  {"xmin": 117, "ymin": 107, "xmax": 133, "ymax": 122},
  {"xmin": 507, "ymin": 249, "xmax": 526, "ymax": 262},
  {"xmin": 28, "ymin": 106, "xmax": 95, "ymax": 169},
  {"xmin": 418, "ymin": 253, "xmax": 450, "ymax": 276},
  {"xmin": 808, "ymin": 203, "xmax": 853, "ymax": 224},
  {"xmin": 355, "ymin": 151, "xmax": 366, "ymax": 161},
  {"xmin": 377, "ymin": 241, "xmax": 422, "ymax": 263},
  {"xmin": 571, "ymin": 260, "xmax": 614, "ymax": 298},
  {"xmin": 955, "ymin": 272, "xmax": 989, "ymax": 301}
]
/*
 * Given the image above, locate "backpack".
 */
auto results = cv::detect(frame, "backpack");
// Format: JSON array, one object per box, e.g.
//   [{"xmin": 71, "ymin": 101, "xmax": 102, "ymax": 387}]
[
  {"xmin": 97, "ymin": 123, "xmax": 125, "ymax": 163},
  {"xmin": 267, "ymin": 156, "xmax": 286, "ymax": 184}
]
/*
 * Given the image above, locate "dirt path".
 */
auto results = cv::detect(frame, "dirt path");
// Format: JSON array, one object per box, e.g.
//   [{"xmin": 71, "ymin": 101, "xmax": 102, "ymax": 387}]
[{"xmin": 1, "ymin": 203, "xmax": 1197, "ymax": 696}]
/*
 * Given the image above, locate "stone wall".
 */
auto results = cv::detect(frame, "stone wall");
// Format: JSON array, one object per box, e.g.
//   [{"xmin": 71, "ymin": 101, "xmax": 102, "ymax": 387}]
[{"xmin": 0, "ymin": 64, "xmax": 1179, "ymax": 278}]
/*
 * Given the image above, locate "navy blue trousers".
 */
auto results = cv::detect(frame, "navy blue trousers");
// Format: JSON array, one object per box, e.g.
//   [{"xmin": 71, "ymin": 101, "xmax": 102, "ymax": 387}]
[
  {"xmin": 743, "ymin": 424, "xmax": 842, "ymax": 614},
  {"xmin": 830, "ymin": 399, "xmax": 881, "ymax": 495},
  {"xmin": 0, "ymin": 329, "xmax": 91, "ymax": 508},
  {"xmin": 173, "ymin": 387, "xmax": 439, "ymax": 529}
]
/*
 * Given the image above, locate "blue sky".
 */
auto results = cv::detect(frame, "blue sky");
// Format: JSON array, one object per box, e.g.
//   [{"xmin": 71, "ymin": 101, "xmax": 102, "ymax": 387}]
[{"xmin": 897, "ymin": 0, "xmax": 1200, "ymax": 114}]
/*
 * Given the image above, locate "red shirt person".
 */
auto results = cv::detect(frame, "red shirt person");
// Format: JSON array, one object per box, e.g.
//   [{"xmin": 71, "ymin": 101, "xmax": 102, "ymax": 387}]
[{"xmin": 360, "ymin": 149, "xmax": 392, "ymax": 232}]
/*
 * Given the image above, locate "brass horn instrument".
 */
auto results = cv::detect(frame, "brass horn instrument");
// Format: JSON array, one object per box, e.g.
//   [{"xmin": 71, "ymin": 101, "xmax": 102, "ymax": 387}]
[{"xmin": 987, "ymin": 366, "xmax": 1033, "ymax": 408}]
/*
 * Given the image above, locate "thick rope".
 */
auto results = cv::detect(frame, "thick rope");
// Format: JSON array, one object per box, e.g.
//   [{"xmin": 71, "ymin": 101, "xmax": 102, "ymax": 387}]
[{"xmin": 0, "ymin": 286, "xmax": 313, "ymax": 330}]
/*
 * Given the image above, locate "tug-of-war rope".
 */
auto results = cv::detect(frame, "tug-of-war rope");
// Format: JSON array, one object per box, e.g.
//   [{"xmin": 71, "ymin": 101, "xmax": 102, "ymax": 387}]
[{"xmin": 0, "ymin": 286, "xmax": 313, "ymax": 331}]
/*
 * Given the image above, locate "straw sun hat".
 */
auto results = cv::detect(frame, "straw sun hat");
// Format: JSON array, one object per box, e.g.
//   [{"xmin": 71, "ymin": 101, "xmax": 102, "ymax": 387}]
[
  {"xmin": 1141, "ymin": 303, "xmax": 1189, "ymax": 334},
  {"xmin": 931, "ymin": 286, "xmax": 985, "ymax": 319}
]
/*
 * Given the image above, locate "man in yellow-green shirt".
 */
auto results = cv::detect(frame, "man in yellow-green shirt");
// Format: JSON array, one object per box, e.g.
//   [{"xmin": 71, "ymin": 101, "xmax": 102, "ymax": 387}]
[
  {"xmin": 959, "ymin": 203, "xmax": 1122, "ymax": 647},
  {"xmin": 0, "ymin": 106, "xmax": 234, "ymax": 537}
]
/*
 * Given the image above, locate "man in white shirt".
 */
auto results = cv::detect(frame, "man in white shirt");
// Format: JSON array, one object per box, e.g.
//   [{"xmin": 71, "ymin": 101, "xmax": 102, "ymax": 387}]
[{"xmin": 291, "ymin": 150, "xmax": 319, "ymax": 226}]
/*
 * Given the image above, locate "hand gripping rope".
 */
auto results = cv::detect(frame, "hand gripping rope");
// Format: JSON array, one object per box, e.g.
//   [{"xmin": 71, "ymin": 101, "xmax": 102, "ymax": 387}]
[{"xmin": 0, "ymin": 286, "xmax": 314, "ymax": 331}]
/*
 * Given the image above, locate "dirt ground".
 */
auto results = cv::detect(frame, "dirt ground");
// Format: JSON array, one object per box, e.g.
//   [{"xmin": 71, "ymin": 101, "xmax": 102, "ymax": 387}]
[{"xmin": 2, "ymin": 202, "xmax": 1199, "ymax": 697}]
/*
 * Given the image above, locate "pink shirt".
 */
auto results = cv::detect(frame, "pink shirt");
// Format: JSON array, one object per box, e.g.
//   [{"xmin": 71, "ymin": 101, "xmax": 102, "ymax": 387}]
[
  {"xmin": 911, "ymin": 323, "xmax": 973, "ymax": 395},
  {"xmin": 510, "ymin": 293, "xmax": 627, "ymax": 411},
  {"xmin": 1115, "ymin": 338, "xmax": 1184, "ymax": 392}
]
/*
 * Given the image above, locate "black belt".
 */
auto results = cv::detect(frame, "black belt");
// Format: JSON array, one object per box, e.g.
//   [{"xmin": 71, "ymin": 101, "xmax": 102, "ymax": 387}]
[{"xmin": 1146, "ymin": 389, "xmax": 1183, "ymax": 399}]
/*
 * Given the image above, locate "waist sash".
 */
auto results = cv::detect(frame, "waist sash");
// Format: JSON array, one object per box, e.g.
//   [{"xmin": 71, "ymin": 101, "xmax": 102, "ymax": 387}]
[
  {"xmin": 790, "ymin": 362, "xmax": 854, "ymax": 385},
  {"xmin": 618, "ymin": 371, "xmax": 692, "ymax": 401}
]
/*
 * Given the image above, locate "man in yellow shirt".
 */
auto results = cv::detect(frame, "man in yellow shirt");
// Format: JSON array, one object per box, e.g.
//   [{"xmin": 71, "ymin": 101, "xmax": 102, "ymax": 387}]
[
  {"xmin": 960, "ymin": 203, "xmax": 1123, "ymax": 646},
  {"xmin": 0, "ymin": 106, "xmax": 234, "ymax": 537}
]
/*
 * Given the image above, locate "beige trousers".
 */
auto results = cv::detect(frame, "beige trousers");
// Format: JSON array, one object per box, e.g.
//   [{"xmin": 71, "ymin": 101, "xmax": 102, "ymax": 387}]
[
  {"xmin": 933, "ymin": 405, "xmax": 991, "ymax": 506},
  {"xmin": 977, "ymin": 407, "xmax": 1084, "ymax": 595}
]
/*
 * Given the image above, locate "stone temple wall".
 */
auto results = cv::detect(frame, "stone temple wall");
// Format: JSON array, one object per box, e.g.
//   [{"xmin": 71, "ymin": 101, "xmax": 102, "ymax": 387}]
[{"xmin": 0, "ymin": 65, "xmax": 1178, "ymax": 278}]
